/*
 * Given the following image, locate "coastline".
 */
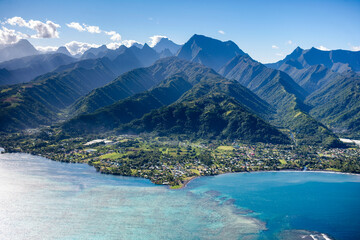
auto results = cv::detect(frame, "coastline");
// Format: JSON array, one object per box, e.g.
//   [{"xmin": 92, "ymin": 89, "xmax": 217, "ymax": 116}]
[
  {"xmin": 170, "ymin": 176, "xmax": 200, "ymax": 189},
  {"xmin": 1, "ymin": 152, "xmax": 359, "ymax": 190},
  {"xmin": 172, "ymin": 169, "xmax": 360, "ymax": 190}
]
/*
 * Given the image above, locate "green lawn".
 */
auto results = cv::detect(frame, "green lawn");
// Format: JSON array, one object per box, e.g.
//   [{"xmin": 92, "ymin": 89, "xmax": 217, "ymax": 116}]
[
  {"xmin": 217, "ymin": 146, "xmax": 234, "ymax": 151},
  {"xmin": 279, "ymin": 159, "xmax": 287, "ymax": 165},
  {"xmin": 99, "ymin": 152, "xmax": 122, "ymax": 160},
  {"xmin": 325, "ymin": 168, "xmax": 341, "ymax": 172},
  {"xmin": 189, "ymin": 169, "xmax": 200, "ymax": 175}
]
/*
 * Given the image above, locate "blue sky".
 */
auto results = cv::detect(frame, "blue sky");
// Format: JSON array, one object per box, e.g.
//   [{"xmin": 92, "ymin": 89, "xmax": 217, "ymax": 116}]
[{"xmin": 0, "ymin": 0, "xmax": 359, "ymax": 63}]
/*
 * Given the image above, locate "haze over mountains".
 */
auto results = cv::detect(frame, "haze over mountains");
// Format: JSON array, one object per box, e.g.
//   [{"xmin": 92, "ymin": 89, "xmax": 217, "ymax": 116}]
[
  {"xmin": 152, "ymin": 37, "xmax": 181, "ymax": 54},
  {"xmin": 0, "ymin": 39, "xmax": 39, "ymax": 62},
  {"xmin": 0, "ymin": 34, "xmax": 359, "ymax": 146},
  {"xmin": 177, "ymin": 34, "xmax": 247, "ymax": 71}
]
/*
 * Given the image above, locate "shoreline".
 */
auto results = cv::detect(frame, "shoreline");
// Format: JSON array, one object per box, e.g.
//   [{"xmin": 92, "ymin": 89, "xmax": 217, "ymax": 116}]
[
  {"xmin": 1, "ymin": 152, "xmax": 359, "ymax": 190},
  {"xmin": 173, "ymin": 169, "xmax": 360, "ymax": 190}
]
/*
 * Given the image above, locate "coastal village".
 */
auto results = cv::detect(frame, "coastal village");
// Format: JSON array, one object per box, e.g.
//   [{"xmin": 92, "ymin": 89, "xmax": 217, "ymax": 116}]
[{"xmin": 1, "ymin": 133, "xmax": 359, "ymax": 188}]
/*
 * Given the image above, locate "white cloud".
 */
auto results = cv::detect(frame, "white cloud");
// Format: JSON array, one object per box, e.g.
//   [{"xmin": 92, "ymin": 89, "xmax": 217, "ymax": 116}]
[
  {"xmin": 7, "ymin": 16, "xmax": 60, "ymax": 38},
  {"xmin": 276, "ymin": 53, "xmax": 284, "ymax": 56},
  {"xmin": 351, "ymin": 46, "xmax": 360, "ymax": 51},
  {"xmin": 35, "ymin": 45, "xmax": 58, "ymax": 52},
  {"xmin": 66, "ymin": 22, "xmax": 101, "ymax": 34},
  {"xmin": 0, "ymin": 26, "xmax": 29, "ymax": 44},
  {"xmin": 66, "ymin": 22, "xmax": 122, "ymax": 42},
  {"xmin": 85, "ymin": 25, "xmax": 101, "ymax": 34},
  {"xmin": 106, "ymin": 42, "xmax": 122, "ymax": 50},
  {"xmin": 7, "ymin": 16, "xmax": 27, "ymax": 27},
  {"xmin": 66, "ymin": 22, "xmax": 85, "ymax": 32},
  {"xmin": 122, "ymin": 40, "xmax": 142, "ymax": 48},
  {"xmin": 286, "ymin": 40, "xmax": 292, "ymax": 45},
  {"xmin": 64, "ymin": 41, "xmax": 100, "ymax": 55},
  {"xmin": 218, "ymin": 30, "xmax": 225, "ymax": 35},
  {"xmin": 106, "ymin": 40, "xmax": 142, "ymax": 50},
  {"xmin": 149, "ymin": 35, "xmax": 167, "ymax": 47},
  {"xmin": 316, "ymin": 45, "xmax": 330, "ymax": 51},
  {"xmin": 105, "ymin": 31, "xmax": 121, "ymax": 41},
  {"xmin": 272, "ymin": 45, "xmax": 279, "ymax": 49}
]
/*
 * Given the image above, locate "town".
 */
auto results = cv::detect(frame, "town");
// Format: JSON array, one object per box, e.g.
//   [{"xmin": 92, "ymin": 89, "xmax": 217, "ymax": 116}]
[{"xmin": 1, "ymin": 133, "xmax": 359, "ymax": 188}]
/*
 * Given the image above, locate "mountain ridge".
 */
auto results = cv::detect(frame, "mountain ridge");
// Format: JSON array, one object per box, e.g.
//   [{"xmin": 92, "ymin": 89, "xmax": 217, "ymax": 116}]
[
  {"xmin": 176, "ymin": 34, "xmax": 247, "ymax": 71},
  {"xmin": 153, "ymin": 37, "xmax": 181, "ymax": 54},
  {"xmin": 0, "ymin": 39, "xmax": 39, "ymax": 63}
]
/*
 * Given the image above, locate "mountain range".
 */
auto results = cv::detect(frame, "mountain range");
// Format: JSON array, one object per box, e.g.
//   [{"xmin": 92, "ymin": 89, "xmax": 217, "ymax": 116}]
[
  {"xmin": 0, "ymin": 53, "xmax": 76, "ymax": 85},
  {"xmin": 267, "ymin": 46, "xmax": 360, "ymax": 138},
  {"xmin": 152, "ymin": 37, "xmax": 182, "ymax": 54},
  {"xmin": 0, "ymin": 39, "xmax": 39, "ymax": 62},
  {"xmin": 1, "ymin": 34, "xmax": 359, "ymax": 145},
  {"xmin": 0, "ymin": 44, "xmax": 161, "ymax": 131}
]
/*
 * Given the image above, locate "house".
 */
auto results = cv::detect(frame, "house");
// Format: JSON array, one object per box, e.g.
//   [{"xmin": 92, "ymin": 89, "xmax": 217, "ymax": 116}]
[{"xmin": 85, "ymin": 149, "xmax": 97, "ymax": 153}]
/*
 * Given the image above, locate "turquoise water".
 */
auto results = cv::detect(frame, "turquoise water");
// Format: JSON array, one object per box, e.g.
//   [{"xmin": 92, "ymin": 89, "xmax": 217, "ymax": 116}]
[{"xmin": 0, "ymin": 153, "xmax": 359, "ymax": 240}]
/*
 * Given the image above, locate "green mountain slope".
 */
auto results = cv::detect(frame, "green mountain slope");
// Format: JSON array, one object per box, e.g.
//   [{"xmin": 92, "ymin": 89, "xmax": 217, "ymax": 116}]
[
  {"xmin": 219, "ymin": 55, "xmax": 342, "ymax": 146},
  {"xmin": 306, "ymin": 72, "xmax": 360, "ymax": 138},
  {"xmin": 69, "ymin": 68, "xmax": 158, "ymax": 116},
  {"xmin": 120, "ymin": 94, "xmax": 290, "ymax": 144},
  {"xmin": 177, "ymin": 78, "xmax": 274, "ymax": 119},
  {"xmin": 62, "ymin": 75, "xmax": 193, "ymax": 134},
  {"xmin": 63, "ymin": 57, "xmax": 273, "ymax": 136},
  {"xmin": 69, "ymin": 57, "xmax": 220, "ymax": 116},
  {"xmin": 278, "ymin": 62, "xmax": 339, "ymax": 93},
  {"xmin": 0, "ymin": 63, "xmax": 116, "ymax": 131},
  {"xmin": 0, "ymin": 48, "xmax": 157, "ymax": 132},
  {"xmin": 266, "ymin": 47, "xmax": 345, "ymax": 94},
  {"xmin": 268, "ymin": 46, "xmax": 360, "ymax": 138},
  {"xmin": 0, "ymin": 53, "xmax": 76, "ymax": 86}
]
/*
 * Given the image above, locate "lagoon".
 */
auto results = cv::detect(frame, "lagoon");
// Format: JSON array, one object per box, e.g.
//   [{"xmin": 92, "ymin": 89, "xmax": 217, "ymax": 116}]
[{"xmin": 0, "ymin": 153, "xmax": 359, "ymax": 239}]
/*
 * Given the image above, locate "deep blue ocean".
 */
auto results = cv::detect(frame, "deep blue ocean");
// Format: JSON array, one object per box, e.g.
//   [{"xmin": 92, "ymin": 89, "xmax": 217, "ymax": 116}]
[{"xmin": 0, "ymin": 153, "xmax": 359, "ymax": 240}]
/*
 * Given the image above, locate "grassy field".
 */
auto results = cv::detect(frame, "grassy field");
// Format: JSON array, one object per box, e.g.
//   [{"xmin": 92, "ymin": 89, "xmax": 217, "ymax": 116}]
[
  {"xmin": 279, "ymin": 159, "xmax": 287, "ymax": 165},
  {"xmin": 189, "ymin": 169, "xmax": 200, "ymax": 175},
  {"xmin": 99, "ymin": 152, "xmax": 122, "ymax": 160},
  {"xmin": 217, "ymin": 146, "xmax": 234, "ymax": 151},
  {"xmin": 325, "ymin": 168, "xmax": 341, "ymax": 172}
]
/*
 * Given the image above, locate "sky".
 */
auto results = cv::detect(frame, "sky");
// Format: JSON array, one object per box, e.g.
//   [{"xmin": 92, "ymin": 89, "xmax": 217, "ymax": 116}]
[{"xmin": 0, "ymin": 0, "xmax": 359, "ymax": 63}]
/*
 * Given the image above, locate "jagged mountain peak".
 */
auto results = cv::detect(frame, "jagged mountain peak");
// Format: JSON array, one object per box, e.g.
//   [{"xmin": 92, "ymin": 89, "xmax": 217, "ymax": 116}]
[
  {"xmin": 56, "ymin": 46, "xmax": 71, "ymax": 56},
  {"xmin": 153, "ymin": 37, "xmax": 181, "ymax": 54},
  {"xmin": 177, "ymin": 34, "xmax": 246, "ymax": 71},
  {"xmin": 0, "ymin": 39, "xmax": 39, "ymax": 62}
]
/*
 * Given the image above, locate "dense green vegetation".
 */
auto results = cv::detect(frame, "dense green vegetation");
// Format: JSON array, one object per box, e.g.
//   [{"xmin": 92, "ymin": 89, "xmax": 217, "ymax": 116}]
[
  {"xmin": 62, "ymin": 58, "xmax": 275, "ymax": 139},
  {"xmin": 266, "ymin": 46, "xmax": 360, "ymax": 138},
  {"xmin": 62, "ymin": 75, "xmax": 193, "ymax": 134},
  {"xmin": 0, "ymin": 35, "xmax": 359, "ymax": 189},
  {"xmin": 69, "ymin": 57, "xmax": 218, "ymax": 116},
  {"xmin": 278, "ymin": 62, "xmax": 339, "ymax": 93},
  {"xmin": 1, "ymin": 35, "xmax": 357, "ymax": 158},
  {"xmin": 0, "ymin": 53, "xmax": 76, "ymax": 86},
  {"xmin": 1, "ymin": 132, "xmax": 358, "ymax": 188},
  {"xmin": 69, "ymin": 68, "xmax": 159, "ymax": 116},
  {"xmin": 120, "ymin": 94, "xmax": 290, "ymax": 144},
  {"xmin": 219, "ymin": 55, "xmax": 342, "ymax": 147},
  {"xmin": 0, "ymin": 63, "xmax": 116, "ymax": 132},
  {"xmin": 0, "ymin": 46, "xmax": 161, "ymax": 132},
  {"xmin": 306, "ymin": 72, "xmax": 360, "ymax": 138}
]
